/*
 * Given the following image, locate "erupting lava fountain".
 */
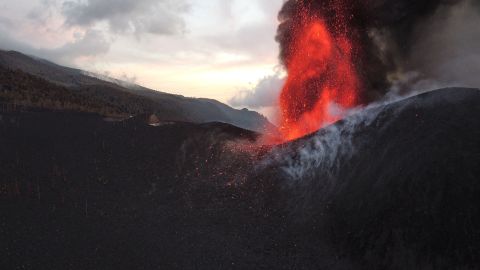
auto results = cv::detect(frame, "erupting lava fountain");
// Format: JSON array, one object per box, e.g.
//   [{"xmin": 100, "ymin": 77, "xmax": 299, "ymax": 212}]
[{"xmin": 278, "ymin": 8, "xmax": 361, "ymax": 141}]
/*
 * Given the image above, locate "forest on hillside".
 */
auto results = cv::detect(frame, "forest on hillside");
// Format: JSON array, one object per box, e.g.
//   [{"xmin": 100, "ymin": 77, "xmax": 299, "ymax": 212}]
[{"xmin": 0, "ymin": 66, "xmax": 188, "ymax": 120}]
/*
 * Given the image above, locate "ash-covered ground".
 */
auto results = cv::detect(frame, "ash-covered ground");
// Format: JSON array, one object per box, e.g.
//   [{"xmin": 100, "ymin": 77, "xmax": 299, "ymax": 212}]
[{"xmin": 0, "ymin": 88, "xmax": 479, "ymax": 269}]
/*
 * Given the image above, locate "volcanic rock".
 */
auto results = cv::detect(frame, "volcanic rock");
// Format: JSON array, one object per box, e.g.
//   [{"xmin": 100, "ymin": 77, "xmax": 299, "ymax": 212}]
[{"xmin": 0, "ymin": 87, "xmax": 478, "ymax": 269}]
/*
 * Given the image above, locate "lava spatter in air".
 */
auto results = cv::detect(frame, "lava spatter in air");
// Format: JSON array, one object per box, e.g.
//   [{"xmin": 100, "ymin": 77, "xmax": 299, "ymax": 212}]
[{"xmin": 278, "ymin": 12, "xmax": 360, "ymax": 141}]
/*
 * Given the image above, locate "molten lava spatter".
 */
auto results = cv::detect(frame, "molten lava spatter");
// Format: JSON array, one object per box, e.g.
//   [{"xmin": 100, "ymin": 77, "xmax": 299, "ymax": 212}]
[{"xmin": 278, "ymin": 17, "xmax": 360, "ymax": 141}]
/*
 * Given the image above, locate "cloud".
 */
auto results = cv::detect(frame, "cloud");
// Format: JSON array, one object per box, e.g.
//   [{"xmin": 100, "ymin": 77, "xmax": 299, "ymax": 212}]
[
  {"xmin": 0, "ymin": 16, "xmax": 13, "ymax": 27},
  {"xmin": 0, "ymin": 27, "xmax": 110, "ymax": 66},
  {"xmin": 198, "ymin": 0, "xmax": 283, "ymax": 62},
  {"xmin": 27, "ymin": 0, "xmax": 59, "ymax": 25},
  {"xmin": 229, "ymin": 72, "xmax": 284, "ymax": 108},
  {"xmin": 0, "ymin": 29, "xmax": 32, "ymax": 54},
  {"xmin": 205, "ymin": 23, "xmax": 278, "ymax": 62},
  {"xmin": 62, "ymin": 0, "xmax": 190, "ymax": 36},
  {"xmin": 0, "ymin": 0, "xmax": 284, "ymax": 105},
  {"xmin": 0, "ymin": 0, "xmax": 111, "ymax": 66},
  {"xmin": 42, "ymin": 29, "xmax": 111, "ymax": 63}
]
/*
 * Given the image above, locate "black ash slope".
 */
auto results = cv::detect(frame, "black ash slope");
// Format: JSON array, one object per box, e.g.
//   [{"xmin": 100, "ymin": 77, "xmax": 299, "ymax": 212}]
[
  {"xmin": 260, "ymin": 87, "xmax": 480, "ymax": 269},
  {"xmin": 0, "ymin": 112, "xmax": 265, "ymax": 269},
  {"xmin": 0, "ymin": 88, "xmax": 479, "ymax": 269}
]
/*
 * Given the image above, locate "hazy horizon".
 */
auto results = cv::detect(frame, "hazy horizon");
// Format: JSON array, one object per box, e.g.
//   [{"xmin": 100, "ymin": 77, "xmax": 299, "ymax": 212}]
[{"xmin": 0, "ymin": 0, "xmax": 285, "ymax": 119}]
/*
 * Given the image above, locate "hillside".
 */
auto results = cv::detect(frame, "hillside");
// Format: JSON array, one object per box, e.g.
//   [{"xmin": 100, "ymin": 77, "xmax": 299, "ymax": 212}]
[
  {"xmin": 259, "ymin": 87, "xmax": 480, "ymax": 268},
  {"xmin": 0, "ymin": 88, "xmax": 479, "ymax": 269},
  {"xmin": 0, "ymin": 50, "xmax": 274, "ymax": 131}
]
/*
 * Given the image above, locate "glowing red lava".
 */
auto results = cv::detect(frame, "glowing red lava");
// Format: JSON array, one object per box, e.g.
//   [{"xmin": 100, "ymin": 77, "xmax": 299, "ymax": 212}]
[{"xmin": 278, "ymin": 18, "xmax": 360, "ymax": 141}]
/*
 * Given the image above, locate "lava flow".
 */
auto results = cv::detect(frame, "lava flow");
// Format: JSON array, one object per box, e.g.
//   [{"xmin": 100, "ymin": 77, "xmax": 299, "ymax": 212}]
[{"xmin": 278, "ymin": 15, "xmax": 360, "ymax": 141}]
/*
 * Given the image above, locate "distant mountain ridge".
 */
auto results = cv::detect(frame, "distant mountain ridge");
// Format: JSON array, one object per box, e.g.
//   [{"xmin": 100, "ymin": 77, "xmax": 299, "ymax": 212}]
[{"xmin": 0, "ymin": 50, "xmax": 274, "ymax": 132}]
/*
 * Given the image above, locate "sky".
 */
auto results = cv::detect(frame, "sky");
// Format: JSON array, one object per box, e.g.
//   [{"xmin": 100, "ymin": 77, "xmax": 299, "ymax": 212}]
[{"xmin": 0, "ymin": 0, "xmax": 285, "ymax": 117}]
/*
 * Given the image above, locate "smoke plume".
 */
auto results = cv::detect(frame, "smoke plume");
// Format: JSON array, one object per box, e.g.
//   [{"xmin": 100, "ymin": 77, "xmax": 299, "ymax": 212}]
[{"xmin": 276, "ymin": 0, "xmax": 480, "ymax": 102}]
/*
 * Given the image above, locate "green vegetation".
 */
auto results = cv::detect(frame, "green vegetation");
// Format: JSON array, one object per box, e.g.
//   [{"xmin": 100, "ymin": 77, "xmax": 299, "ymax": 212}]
[
  {"xmin": 0, "ymin": 67, "xmax": 128, "ymax": 117},
  {"xmin": 0, "ymin": 50, "xmax": 274, "ymax": 131}
]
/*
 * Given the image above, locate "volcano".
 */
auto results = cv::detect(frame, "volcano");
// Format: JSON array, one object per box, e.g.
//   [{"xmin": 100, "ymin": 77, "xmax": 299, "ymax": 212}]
[{"xmin": 1, "ymin": 87, "xmax": 479, "ymax": 269}]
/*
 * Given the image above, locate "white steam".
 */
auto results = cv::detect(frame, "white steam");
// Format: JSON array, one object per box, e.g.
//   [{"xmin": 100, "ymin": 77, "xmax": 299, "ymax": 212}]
[
  {"xmin": 228, "ymin": 72, "xmax": 285, "ymax": 109},
  {"xmin": 268, "ymin": 92, "xmax": 415, "ymax": 184}
]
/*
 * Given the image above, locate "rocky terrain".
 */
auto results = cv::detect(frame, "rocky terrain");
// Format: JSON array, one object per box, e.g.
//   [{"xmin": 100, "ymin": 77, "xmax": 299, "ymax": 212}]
[{"xmin": 0, "ymin": 87, "xmax": 479, "ymax": 269}]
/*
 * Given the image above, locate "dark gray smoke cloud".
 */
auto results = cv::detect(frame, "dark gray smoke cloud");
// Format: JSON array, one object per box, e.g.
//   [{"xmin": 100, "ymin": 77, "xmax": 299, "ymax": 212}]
[
  {"xmin": 405, "ymin": 0, "xmax": 480, "ymax": 91},
  {"xmin": 276, "ymin": 0, "xmax": 480, "ymax": 103}
]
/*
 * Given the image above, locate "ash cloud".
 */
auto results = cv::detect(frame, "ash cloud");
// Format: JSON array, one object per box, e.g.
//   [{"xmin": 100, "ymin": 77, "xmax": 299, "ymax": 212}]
[
  {"xmin": 406, "ymin": 0, "xmax": 480, "ymax": 91},
  {"xmin": 276, "ymin": 0, "xmax": 480, "ymax": 102}
]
